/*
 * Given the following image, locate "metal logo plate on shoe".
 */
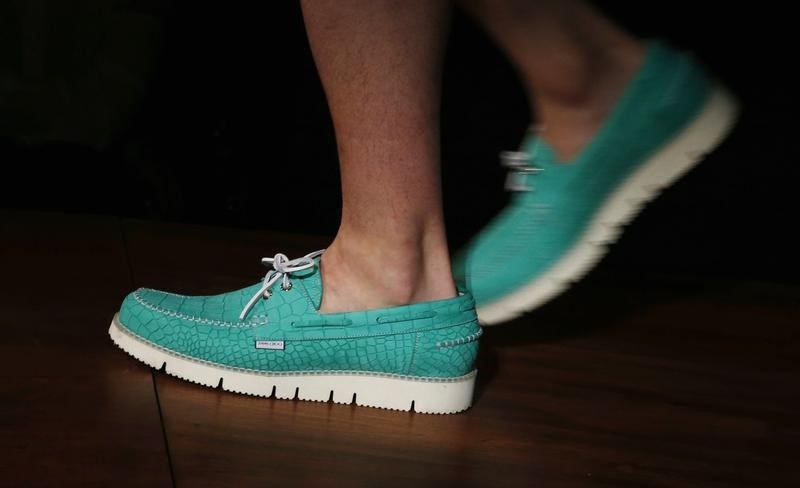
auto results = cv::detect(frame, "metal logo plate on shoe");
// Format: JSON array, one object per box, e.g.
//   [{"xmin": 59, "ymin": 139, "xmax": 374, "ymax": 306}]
[{"xmin": 255, "ymin": 340, "xmax": 285, "ymax": 350}]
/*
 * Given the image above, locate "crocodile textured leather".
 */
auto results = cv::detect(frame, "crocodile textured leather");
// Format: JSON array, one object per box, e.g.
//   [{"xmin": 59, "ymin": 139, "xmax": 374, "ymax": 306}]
[{"xmin": 117, "ymin": 258, "xmax": 481, "ymax": 379}]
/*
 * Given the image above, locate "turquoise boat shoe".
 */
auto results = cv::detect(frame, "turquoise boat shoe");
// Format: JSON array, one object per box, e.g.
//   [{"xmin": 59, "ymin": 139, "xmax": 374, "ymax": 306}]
[
  {"xmin": 454, "ymin": 40, "xmax": 740, "ymax": 325},
  {"xmin": 109, "ymin": 250, "xmax": 481, "ymax": 414}
]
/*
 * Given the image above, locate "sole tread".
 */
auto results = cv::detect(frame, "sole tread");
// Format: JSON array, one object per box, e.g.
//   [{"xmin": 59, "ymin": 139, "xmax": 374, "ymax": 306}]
[{"xmin": 109, "ymin": 317, "xmax": 475, "ymax": 414}]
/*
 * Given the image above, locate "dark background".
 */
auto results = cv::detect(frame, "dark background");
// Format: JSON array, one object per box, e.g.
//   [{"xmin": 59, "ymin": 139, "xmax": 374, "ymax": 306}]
[{"xmin": 1, "ymin": 1, "xmax": 797, "ymax": 283}]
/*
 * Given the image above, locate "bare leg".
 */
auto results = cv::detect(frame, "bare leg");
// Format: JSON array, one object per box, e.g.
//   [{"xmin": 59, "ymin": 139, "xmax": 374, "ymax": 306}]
[
  {"xmin": 460, "ymin": 0, "xmax": 645, "ymax": 161},
  {"xmin": 301, "ymin": 0, "xmax": 456, "ymax": 313}
]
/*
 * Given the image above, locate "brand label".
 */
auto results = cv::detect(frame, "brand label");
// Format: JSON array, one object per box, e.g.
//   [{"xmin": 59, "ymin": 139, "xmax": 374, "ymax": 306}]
[{"xmin": 255, "ymin": 340, "xmax": 285, "ymax": 350}]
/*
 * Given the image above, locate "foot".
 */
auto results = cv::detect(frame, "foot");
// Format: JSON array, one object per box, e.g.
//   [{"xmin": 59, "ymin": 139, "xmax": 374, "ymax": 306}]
[
  {"xmin": 454, "ymin": 39, "xmax": 740, "ymax": 325},
  {"xmin": 535, "ymin": 42, "xmax": 645, "ymax": 162},
  {"xmin": 110, "ymin": 249, "xmax": 480, "ymax": 413},
  {"xmin": 319, "ymin": 233, "xmax": 457, "ymax": 313}
]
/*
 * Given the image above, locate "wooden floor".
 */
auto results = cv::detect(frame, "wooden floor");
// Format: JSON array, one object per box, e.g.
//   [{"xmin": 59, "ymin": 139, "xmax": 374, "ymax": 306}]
[{"xmin": 2, "ymin": 210, "xmax": 798, "ymax": 487}]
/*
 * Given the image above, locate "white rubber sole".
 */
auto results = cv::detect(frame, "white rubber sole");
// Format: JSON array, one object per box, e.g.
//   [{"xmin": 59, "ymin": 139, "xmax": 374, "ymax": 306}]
[
  {"xmin": 477, "ymin": 85, "xmax": 740, "ymax": 325},
  {"xmin": 109, "ymin": 315, "xmax": 476, "ymax": 414}
]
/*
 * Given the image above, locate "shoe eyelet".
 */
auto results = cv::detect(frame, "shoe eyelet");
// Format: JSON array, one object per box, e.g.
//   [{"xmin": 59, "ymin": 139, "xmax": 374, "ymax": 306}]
[{"xmin": 281, "ymin": 282, "xmax": 293, "ymax": 292}]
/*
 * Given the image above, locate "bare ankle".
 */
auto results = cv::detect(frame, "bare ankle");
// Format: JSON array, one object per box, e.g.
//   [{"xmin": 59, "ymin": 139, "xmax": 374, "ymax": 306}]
[
  {"xmin": 319, "ymin": 232, "xmax": 457, "ymax": 313},
  {"xmin": 534, "ymin": 43, "xmax": 645, "ymax": 161}
]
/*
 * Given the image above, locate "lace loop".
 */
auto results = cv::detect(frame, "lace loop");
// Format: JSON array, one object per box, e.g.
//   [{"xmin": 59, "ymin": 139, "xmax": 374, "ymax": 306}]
[
  {"xmin": 501, "ymin": 151, "xmax": 542, "ymax": 191},
  {"xmin": 239, "ymin": 250, "xmax": 325, "ymax": 320},
  {"xmin": 501, "ymin": 126, "xmax": 545, "ymax": 192}
]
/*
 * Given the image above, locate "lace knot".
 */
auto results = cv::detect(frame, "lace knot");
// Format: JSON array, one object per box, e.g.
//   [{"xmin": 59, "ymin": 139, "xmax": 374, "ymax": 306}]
[{"xmin": 239, "ymin": 250, "xmax": 325, "ymax": 321}]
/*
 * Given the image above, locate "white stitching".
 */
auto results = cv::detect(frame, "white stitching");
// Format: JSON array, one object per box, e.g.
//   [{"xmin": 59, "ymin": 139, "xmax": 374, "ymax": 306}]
[
  {"xmin": 133, "ymin": 289, "xmax": 268, "ymax": 328},
  {"xmin": 436, "ymin": 328, "xmax": 483, "ymax": 348}
]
